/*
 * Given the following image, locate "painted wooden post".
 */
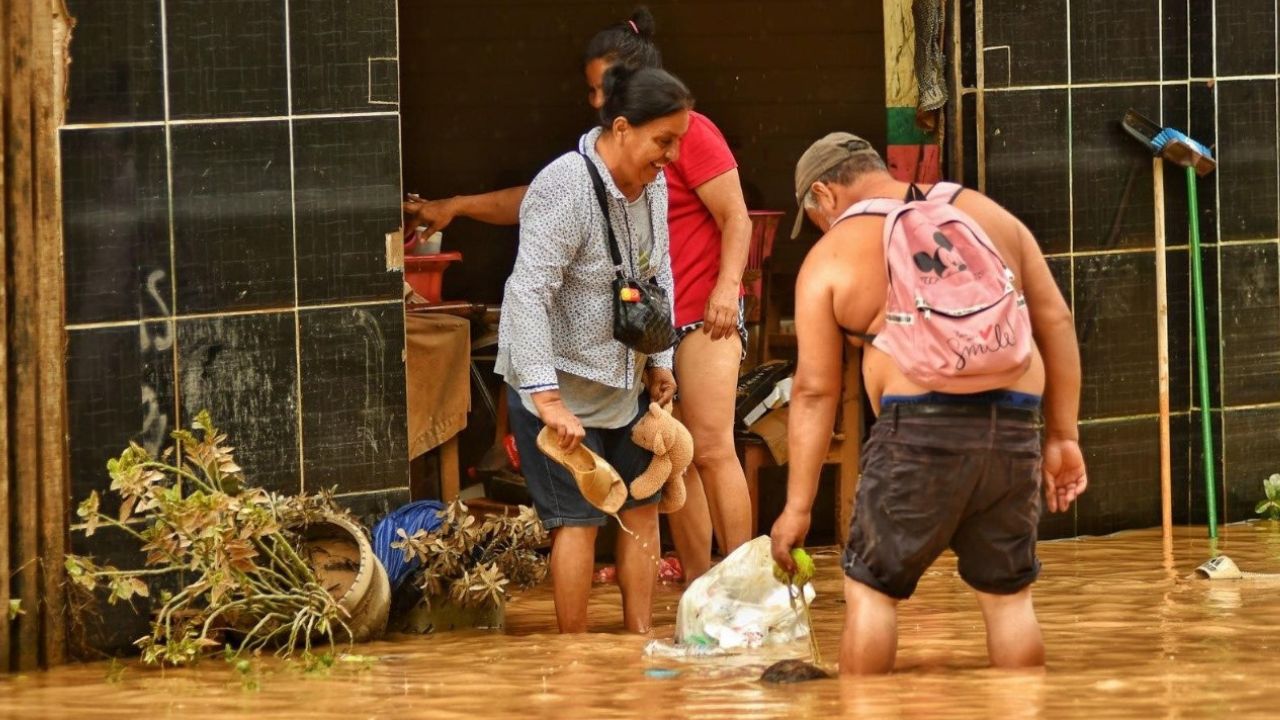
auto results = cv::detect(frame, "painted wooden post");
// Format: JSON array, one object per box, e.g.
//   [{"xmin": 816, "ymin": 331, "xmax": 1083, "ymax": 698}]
[
  {"xmin": 3, "ymin": 0, "xmax": 71, "ymax": 671},
  {"xmin": 883, "ymin": 0, "xmax": 943, "ymax": 183}
]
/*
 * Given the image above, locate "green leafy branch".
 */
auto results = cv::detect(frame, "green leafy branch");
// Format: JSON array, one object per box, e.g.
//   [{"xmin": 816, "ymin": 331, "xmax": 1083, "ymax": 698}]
[
  {"xmin": 1257, "ymin": 473, "xmax": 1280, "ymax": 522},
  {"xmin": 66, "ymin": 410, "xmax": 351, "ymax": 665}
]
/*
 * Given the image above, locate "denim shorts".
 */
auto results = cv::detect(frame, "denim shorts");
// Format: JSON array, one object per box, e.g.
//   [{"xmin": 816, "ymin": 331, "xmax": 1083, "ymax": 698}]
[
  {"xmin": 842, "ymin": 398, "xmax": 1044, "ymax": 600},
  {"xmin": 506, "ymin": 386, "xmax": 659, "ymax": 530}
]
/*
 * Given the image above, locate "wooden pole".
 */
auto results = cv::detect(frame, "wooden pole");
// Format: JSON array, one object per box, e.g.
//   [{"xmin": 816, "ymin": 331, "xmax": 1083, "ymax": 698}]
[
  {"xmin": 1154, "ymin": 156, "xmax": 1173, "ymax": 543},
  {"xmin": 0, "ymin": 0, "xmax": 11, "ymax": 676},
  {"xmin": 949, "ymin": 0, "xmax": 964, "ymax": 182},
  {"xmin": 34, "ymin": 0, "xmax": 69, "ymax": 666},
  {"xmin": 7, "ymin": 0, "xmax": 45, "ymax": 672}
]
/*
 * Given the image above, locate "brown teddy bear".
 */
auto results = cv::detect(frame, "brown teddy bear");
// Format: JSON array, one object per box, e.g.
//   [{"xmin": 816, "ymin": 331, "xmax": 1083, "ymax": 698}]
[{"xmin": 629, "ymin": 402, "xmax": 694, "ymax": 513}]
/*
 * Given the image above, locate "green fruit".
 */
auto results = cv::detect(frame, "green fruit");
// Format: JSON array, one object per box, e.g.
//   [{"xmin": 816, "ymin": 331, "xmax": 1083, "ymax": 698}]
[{"xmin": 773, "ymin": 548, "xmax": 815, "ymax": 586}]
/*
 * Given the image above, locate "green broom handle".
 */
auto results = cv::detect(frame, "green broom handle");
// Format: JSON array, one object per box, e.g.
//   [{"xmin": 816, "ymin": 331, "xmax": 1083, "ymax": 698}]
[{"xmin": 1186, "ymin": 166, "xmax": 1219, "ymax": 539}]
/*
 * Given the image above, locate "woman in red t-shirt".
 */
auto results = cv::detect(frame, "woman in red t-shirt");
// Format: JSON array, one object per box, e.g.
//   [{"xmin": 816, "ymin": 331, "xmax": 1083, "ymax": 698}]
[{"xmin": 405, "ymin": 8, "xmax": 752, "ymax": 581}]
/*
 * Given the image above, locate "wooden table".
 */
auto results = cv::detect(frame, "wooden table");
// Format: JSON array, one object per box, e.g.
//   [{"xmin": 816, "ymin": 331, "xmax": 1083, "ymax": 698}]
[{"xmin": 404, "ymin": 311, "xmax": 472, "ymax": 501}]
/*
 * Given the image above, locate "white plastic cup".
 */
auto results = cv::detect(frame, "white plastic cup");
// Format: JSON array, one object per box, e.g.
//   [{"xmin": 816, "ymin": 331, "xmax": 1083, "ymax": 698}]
[{"xmin": 418, "ymin": 230, "xmax": 443, "ymax": 255}]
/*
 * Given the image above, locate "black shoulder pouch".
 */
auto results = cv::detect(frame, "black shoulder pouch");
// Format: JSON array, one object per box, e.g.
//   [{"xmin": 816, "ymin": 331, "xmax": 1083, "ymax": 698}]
[{"xmin": 581, "ymin": 154, "xmax": 678, "ymax": 355}]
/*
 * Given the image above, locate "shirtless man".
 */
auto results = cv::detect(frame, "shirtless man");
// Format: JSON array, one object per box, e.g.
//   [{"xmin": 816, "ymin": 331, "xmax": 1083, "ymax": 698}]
[{"xmin": 770, "ymin": 133, "xmax": 1088, "ymax": 675}]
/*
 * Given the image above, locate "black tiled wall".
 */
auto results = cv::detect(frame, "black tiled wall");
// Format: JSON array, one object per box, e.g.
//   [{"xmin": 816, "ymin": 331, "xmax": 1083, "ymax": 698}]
[
  {"xmin": 981, "ymin": 90, "xmax": 1072, "ymax": 254},
  {"xmin": 293, "ymin": 116, "xmax": 403, "ymax": 304},
  {"xmin": 61, "ymin": 0, "xmax": 407, "ymax": 652},
  {"xmin": 1069, "ymin": 0, "xmax": 1161, "ymax": 83},
  {"xmin": 169, "ymin": 121, "xmax": 295, "ymax": 313},
  {"xmin": 164, "ymin": 0, "xmax": 289, "ymax": 119},
  {"xmin": 60, "ymin": 126, "xmax": 170, "ymax": 324},
  {"xmin": 965, "ymin": 1, "xmax": 1280, "ymax": 536}
]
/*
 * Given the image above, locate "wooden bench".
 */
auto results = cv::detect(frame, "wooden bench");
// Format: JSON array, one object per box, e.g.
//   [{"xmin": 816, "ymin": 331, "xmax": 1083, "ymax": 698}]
[{"xmin": 738, "ymin": 346, "xmax": 862, "ymax": 542}]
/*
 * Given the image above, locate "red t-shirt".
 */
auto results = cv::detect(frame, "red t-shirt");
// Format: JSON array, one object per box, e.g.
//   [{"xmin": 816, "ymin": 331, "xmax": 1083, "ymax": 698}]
[{"xmin": 665, "ymin": 111, "xmax": 739, "ymax": 327}]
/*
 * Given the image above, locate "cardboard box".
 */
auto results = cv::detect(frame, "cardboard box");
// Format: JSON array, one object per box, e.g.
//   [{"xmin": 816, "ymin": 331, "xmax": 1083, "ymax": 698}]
[{"xmin": 745, "ymin": 405, "xmax": 789, "ymax": 465}]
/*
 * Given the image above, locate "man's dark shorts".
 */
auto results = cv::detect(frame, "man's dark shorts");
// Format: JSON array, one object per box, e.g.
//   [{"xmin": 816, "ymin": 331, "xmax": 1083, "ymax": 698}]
[
  {"xmin": 506, "ymin": 386, "xmax": 659, "ymax": 531},
  {"xmin": 842, "ymin": 392, "xmax": 1044, "ymax": 600}
]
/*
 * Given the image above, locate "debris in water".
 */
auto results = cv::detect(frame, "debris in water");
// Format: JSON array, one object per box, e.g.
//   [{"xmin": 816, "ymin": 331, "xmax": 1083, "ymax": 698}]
[
  {"xmin": 643, "ymin": 639, "xmax": 732, "ymax": 659},
  {"xmin": 759, "ymin": 659, "xmax": 831, "ymax": 684},
  {"xmin": 644, "ymin": 667, "xmax": 680, "ymax": 679},
  {"xmin": 1195, "ymin": 555, "xmax": 1280, "ymax": 581}
]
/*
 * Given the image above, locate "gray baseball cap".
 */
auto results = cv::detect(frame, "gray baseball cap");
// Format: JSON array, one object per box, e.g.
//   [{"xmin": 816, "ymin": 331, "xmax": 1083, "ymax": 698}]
[{"xmin": 790, "ymin": 132, "xmax": 880, "ymax": 238}]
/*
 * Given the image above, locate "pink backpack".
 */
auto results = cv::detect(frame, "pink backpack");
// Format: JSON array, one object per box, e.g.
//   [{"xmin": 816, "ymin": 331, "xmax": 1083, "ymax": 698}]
[{"xmin": 835, "ymin": 182, "xmax": 1033, "ymax": 393}]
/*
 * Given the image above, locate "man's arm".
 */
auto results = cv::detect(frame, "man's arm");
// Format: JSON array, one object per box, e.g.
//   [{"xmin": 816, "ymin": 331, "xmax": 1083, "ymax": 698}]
[
  {"xmin": 770, "ymin": 249, "xmax": 845, "ymax": 570},
  {"xmin": 1016, "ymin": 219, "xmax": 1079, "ymax": 439},
  {"xmin": 403, "ymin": 186, "xmax": 529, "ymax": 232},
  {"xmin": 1015, "ymin": 218, "xmax": 1088, "ymax": 511}
]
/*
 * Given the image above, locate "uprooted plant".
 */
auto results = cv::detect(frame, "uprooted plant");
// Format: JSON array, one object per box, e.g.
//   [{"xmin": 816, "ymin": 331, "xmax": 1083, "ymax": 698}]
[
  {"xmin": 65, "ymin": 410, "xmax": 352, "ymax": 665},
  {"xmin": 1257, "ymin": 473, "xmax": 1280, "ymax": 522},
  {"xmin": 391, "ymin": 500, "xmax": 548, "ymax": 611}
]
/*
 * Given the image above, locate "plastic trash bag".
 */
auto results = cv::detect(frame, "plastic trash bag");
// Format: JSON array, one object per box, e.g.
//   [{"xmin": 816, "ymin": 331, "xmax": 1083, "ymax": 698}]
[{"xmin": 674, "ymin": 535, "xmax": 814, "ymax": 650}]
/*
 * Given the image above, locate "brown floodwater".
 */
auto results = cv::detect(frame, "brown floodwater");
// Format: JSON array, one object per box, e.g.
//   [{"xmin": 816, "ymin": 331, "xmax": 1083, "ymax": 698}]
[{"xmin": 4, "ymin": 524, "xmax": 1280, "ymax": 719}]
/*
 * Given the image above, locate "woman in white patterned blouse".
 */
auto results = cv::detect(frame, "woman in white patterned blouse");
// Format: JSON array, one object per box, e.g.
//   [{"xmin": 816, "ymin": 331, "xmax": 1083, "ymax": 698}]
[{"xmin": 495, "ymin": 66, "xmax": 694, "ymax": 633}]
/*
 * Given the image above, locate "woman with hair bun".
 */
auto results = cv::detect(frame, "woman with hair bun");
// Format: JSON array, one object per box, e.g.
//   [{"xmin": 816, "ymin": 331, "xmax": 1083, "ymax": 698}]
[{"xmin": 407, "ymin": 7, "xmax": 752, "ymax": 584}]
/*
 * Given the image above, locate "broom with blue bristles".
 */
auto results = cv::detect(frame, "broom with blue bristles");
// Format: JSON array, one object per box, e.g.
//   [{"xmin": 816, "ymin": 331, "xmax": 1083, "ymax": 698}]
[{"xmin": 1120, "ymin": 109, "xmax": 1219, "ymax": 540}]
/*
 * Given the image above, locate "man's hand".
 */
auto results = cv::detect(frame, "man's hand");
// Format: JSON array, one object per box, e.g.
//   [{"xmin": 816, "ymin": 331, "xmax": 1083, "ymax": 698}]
[
  {"xmin": 1042, "ymin": 436, "xmax": 1087, "ymax": 512},
  {"xmin": 531, "ymin": 392, "xmax": 585, "ymax": 451},
  {"xmin": 770, "ymin": 507, "xmax": 812, "ymax": 575},
  {"xmin": 402, "ymin": 194, "xmax": 459, "ymax": 234},
  {"xmin": 702, "ymin": 280, "xmax": 740, "ymax": 341},
  {"xmin": 644, "ymin": 367, "xmax": 677, "ymax": 407}
]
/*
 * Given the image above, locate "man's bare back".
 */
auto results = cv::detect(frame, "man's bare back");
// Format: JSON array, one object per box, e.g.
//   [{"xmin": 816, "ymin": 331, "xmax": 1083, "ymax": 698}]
[{"xmin": 800, "ymin": 180, "xmax": 1061, "ymax": 411}]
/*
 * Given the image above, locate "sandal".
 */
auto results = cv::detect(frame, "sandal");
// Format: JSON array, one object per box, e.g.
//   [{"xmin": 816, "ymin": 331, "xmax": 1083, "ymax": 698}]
[{"xmin": 535, "ymin": 428, "xmax": 627, "ymax": 514}]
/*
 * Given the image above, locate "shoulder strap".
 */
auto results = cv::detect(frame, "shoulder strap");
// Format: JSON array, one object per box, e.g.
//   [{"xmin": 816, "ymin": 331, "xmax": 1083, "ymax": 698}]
[
  {"xmin": 832, "ymin": 197, "xmax": 902, "ymax": 226},
  {"xmin": 925, "ymin": 181, "xmax": 965, "ymax": 204},
  {"xmin": 580, "ymin": 153, "xmax": 625, "ymax": 275},
  {"xmin": 829, "ymin": 182, "xmax": 966, "ymax": 227}
]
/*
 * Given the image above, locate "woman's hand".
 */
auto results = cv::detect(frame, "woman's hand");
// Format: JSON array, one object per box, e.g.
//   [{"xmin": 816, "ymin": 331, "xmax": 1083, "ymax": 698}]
[
  {"xmin": 703, "ymin": 279, "xmax": 740, "ymax": 340},
  {"xmin": 531, "ymin": 391, "xmax": 585, "ymax": 451},
  {"xmin": 644, "ymin": 367, "xmax": 677, "ymax": 407},
  {"xmin": 402, "ymin": 194, "xmax": 459, "ymax": 234}
]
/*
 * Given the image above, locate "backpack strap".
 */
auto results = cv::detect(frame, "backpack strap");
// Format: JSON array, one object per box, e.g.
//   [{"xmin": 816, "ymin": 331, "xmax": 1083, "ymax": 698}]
[
  {"xmin": 831, "ymin": 197, "xmax": 902, "ymax": 226},
  {"xmin": 925, "ymin": 181, "xmax": 965, "ymax": 204},
  {"xmin": 840, "ymin": 326, "xmax": 877, "ymax": 343},
  {"xmin": 831, "ymin": 182, "xmax": 967, "ymax": 227}
]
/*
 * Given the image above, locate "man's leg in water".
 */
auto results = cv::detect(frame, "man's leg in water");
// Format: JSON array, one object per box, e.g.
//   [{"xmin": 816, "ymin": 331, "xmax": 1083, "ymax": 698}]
[
  {"xmin": 840, "ymin": 577, "xmax": 900, "ymax": 674},
  {"xmin": 976, "ymin": 587, "xmax": 1044, "ymax": 668}
]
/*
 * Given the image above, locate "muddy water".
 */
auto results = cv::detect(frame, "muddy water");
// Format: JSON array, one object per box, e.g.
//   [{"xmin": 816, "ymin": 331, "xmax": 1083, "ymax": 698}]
[{"xmin": 4, "ymin": 524, "xmax": 1280, "ymax": 719}]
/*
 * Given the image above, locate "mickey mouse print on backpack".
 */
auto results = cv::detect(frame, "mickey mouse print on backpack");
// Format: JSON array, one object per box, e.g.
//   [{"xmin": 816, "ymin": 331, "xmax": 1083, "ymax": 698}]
[{"xmin": 833, "ymin": 181, "xmax": 1034, "ymax": 393}]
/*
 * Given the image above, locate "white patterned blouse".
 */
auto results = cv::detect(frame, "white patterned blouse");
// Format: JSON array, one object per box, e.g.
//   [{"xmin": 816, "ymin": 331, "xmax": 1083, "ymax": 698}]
[{"xmin": 495, "ymin": 127, "xmax": 676, "ymax": 401}]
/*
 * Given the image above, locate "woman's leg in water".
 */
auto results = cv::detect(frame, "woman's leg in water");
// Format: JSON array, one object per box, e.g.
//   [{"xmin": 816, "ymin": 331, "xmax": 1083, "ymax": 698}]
[
  {"xmin": 615, "ymin": 502, "xmax": 660, "ymax": 632},
  {"xmin": 549, "ymin": 526, "xmax": 598, "ymax": 633},
  {"xmin": 665, "ymin": 458, "xmax": 714, "ymax": 581},
  {"xmin": 670, "ymin": 331, "xmax": 752, "ymax": 569}
]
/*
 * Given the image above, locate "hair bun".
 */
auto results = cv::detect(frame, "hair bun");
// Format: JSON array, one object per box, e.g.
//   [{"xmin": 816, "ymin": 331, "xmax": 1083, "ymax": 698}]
[
  {"xmin": 602, "ymin": 63, "xmax": 636, "ymax": 98},
  {"xmin": 628, "ymin": 7, "xmax": 657, "ymax": 39}
]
